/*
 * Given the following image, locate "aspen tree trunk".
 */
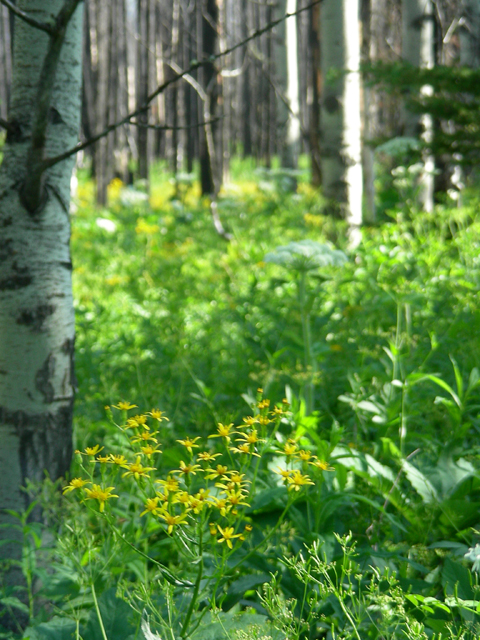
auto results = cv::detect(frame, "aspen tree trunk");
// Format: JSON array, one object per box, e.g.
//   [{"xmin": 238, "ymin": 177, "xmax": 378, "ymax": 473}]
[
  {"xmin": 0, "ymin": 0, "xmax": 83, "ymax": 599},
  {"xmin": 361, "ymin": 0, "xmax": 378, "ymax": 223},
  {"xmin": 309, "ymin": 1, "xmax": 322, "ymax": 187},
  {"xmin": 275, "ymin": 0, "xmax": 301, "ymax": 172},
  {"xmin": 402, "ymin": 0, "xmax": 435, "ymax": 212},
  {"xmin": 460, "ymin": 0, "xmax": 480, "ymax": 67},
  {"xmin": 137, "ymin": 0, "xmax": 149, "ymax": 184},
  {"xmin": 320, "ymin": 0, "xmax": 363, "ymax": 238}
]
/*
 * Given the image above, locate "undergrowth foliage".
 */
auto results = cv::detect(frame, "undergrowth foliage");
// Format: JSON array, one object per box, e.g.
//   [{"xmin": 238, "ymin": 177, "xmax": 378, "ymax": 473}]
[{"xmin": 2, "ymin": 161, "xmax": 480, "ymax": 639}]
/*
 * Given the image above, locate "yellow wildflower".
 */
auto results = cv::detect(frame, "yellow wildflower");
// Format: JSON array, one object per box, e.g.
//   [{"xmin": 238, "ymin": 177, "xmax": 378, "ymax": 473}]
[
  {"xmin": 159, "ymin": 511, "xmax": 189, "ymax": 535},
  {"xmin": 140, "ymin": 497, "xmax": 164, "ymax": 517},
  {"xmin": 216, "ymin": 525, "xmax": 242, "ymax": 549},
  {"xmin": 208, "ymin": 423, "xmax": 234, "ymax": 443},
  {"xmin": 298, "ymin": 450, "xmax": 313, "ymax": 462},
  {"xmin": 236, "ymin": 429, "xmax": 263, "ymax": 445},
  {"xmin": 130, "ymin": 431, "xmax": 159, "ymax": 445},
  {"xmin": 242, "ymin": 416, "xmax": 258, "ymax": 427},
  {"xmin": 140, "ymin": 444, "xmax": 163, "ymax": 456},
  {"xmin": 309, "ymin": 459, "xmax": 335, "ymax": 471},
  {"xmin": 257, "ymin": 399, "xmax": 270, "ymax": 410},
  {"xmin": 205, "ymin": 464, "xmax": 229, "ymax": 480},
  {"xmin": 173, "ymin": 490, "xmax": 191, "ymax": 506},
  {"xmin": 96, "ymin": 455, "xmax": 110, "ymax": 463},
  {"xmin": 228, "ymin": 471, "xmax": 249, "ymax": 487},
  {"xmin": 271, "ymin": 405, "xmax": 287, "ymax": 416},
  {"xmin": 279, "ymin": 440, "xmax": 298, "ymax": 457},
  {"xmin": 177, "ymin": 437, "xmax": 201, "ymax": 454},
  {"xmin": 197, "ymin": 451, "xmax": 221, "ymax": 463},
  {"xmin": 156, "ymin": 476, "xmax": 180, "ymax": 494},
  {"xmin": 230, "ymin": 443, "xmax": 260, "ymax": 457},
  {"xmin": 83, "ymin": 484, "xmax": 118, "ymax": 512},
  {"xmin": 213, "ymin": 497, "xmax": 232, "ymax": 516},
  {"xmin": 274, "ymin": 467, "xmax": 293, "ymax": 483},
  {"xmin": 113, "ymin": 402, "xmax": 137, "ymax": 411},
  {"xmin": 225, "ymin": 490, "xmax": 250, "ymax": 508},
  {"xmin": 149, "ymin": 409, "xmax": 169, "ymax": 421},
  {"xmin": 173, "ymin": 460, "xmax": 201, "ymax": 476},
  {"xmin": 84, "ymin": 445, "xmax": 104, "ymax": 456},
  {"xmin": 287, "ymin": 470, "xmax": 315, "ymax": 492},
  {"xmin": 121, "ymin": 456, "xmax": 156, "ymax": 480},
  {"xmin": 108, "ymin": 454, "xmax": 128, "ymax": 465},
  {"xmin": 63, "ymin": 478, "xmax": 90, "ymax": 494}
]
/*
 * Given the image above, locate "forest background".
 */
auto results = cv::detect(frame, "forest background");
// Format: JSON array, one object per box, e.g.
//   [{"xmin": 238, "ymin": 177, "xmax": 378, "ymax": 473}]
[{"xmin": 1, "ymin": 0, "xmax": 480, "ymax": 639}]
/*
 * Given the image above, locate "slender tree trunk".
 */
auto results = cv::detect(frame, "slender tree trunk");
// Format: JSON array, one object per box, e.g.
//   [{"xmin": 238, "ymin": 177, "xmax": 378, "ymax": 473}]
[
  {"xmin": 275, "ymin": 0, "xmax": 301, "ymax": 174},
  {"xmin": 361, "ymin": 0, "xmax": 377, "ymax": 223},
  {"xmin": 198, "ymin": 0, "xmax": 218, "ymax": 196},
  {"xmin": 0, "ymin": 0, "xmax": 83, "ymax": 605},
  {"xmin": 320, "ymin": 0, "xmax": 363, "ymax": 238},
  {"xmin": 309, "ymin": 0, "xmax": 322, "ymax": 186},
  {"xmin": 460, "ymin": 0, "xmax": 480, "ymax": 67},
  {"xmin": 402, "ymin": 0, "xmax": 435, "ymax": 212},
  {"xmin": 136, "ymin": 0, "xmax": 149, "ymax": 184}
]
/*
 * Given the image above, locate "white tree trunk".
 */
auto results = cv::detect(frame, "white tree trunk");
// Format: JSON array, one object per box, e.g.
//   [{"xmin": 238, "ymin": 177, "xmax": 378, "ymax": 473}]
[
  {"xmin": 402, "ymin": 0, "xmax": 435, "ymax": 212},
  {"xmin": 320, "ymin": 0, "xmax": 363, "ymax": 239},
  {"xmin": 0, "ymin": 0, "xmax": 83, "ymax": 580},
  {"xmin": 275, "ymin": 0, "xmax": 301, "ymax": 172},
  {"xmin": 460, "ymin": 0, "xmax": 480, "ymax": 67}
]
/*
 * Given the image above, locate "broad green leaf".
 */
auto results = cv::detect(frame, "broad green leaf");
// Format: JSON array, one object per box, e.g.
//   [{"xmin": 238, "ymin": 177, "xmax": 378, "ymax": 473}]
[
  {"xmin": 22, "ymin": 618, "xmax": 76, "ymax": 640},
  {"xmin": 402, "ymin": 460, "xmax": 438, "ymax": 504},
  {"xmin": 265, "ymin": 240, "xmax": 347, "ymax": 273},
  {"xmin": 81, "ymin": 588, "xmax": 137, "ymax": 640}
]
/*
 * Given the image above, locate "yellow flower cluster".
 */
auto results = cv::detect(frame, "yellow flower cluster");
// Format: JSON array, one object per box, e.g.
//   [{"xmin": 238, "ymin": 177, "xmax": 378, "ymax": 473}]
[{"xmin": 65, "ymin": 395, "xmax": 333, "ymax": 550}]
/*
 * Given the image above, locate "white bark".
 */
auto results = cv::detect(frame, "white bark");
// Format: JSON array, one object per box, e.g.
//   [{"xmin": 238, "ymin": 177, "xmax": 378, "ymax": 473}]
[
  {"xmin": 275, "ymin": 0, "xmax": 301, "ymax": 171},
  {"xmin": 0, "ymin": 0, "xmax": 83, "ymax": 577},
  {"xmin": 402, "ymin": 0, "xmax": 435, "ymax": 212},
  {"xmin": 460, "ymin": 0, "xmax": 480, "ymax": 67},
  {"xmin": 320, "ymin": 0, "xmax": 363, "ymax": 237}
]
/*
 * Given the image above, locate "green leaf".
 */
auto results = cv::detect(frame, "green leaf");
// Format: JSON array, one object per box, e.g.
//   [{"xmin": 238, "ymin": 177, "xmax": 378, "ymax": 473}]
[
  {"xmin": 402, "ymin": 460, "xmax": 439, "ymax": 504},
  {"xmin": 0, "ymin": 596, "xmax": 29, "ymax": 614},
  {"xmin": 22, "ymin": 618, "xmax": 76, "ymax": 640},
  {"xmin": 81, "ymin": 588, "xmax": 136, "ymax": 640},
  {"xmin": 265, "ymin": 241, "xmax": 347, "ymax": 273},
  {"xmin": 442, "ymin": 558, "xmax": 474, "ymax": 600}
]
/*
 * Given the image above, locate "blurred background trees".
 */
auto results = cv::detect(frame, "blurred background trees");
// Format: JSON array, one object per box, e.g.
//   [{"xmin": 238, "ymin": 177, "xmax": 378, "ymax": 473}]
[{"xmin": 1, "ymin": 0, "xmax": 480, "ymax": 226}]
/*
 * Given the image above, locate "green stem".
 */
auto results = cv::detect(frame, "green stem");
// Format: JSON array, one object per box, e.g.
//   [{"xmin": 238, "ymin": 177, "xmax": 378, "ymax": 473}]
[
  {"xmin": 181, "ymin": 526, "xmax": 204, "ymax": 638},
  {"xmin": 107, "ymin": 519, "xmax": 193, "ymax": 587},
  {"xmin": 299, "ymin": 272, "xmax": 314, "ymax": 414},
  {"xmin": 91, "ymin": 581, "xmax": 109, "ymax": 640},
  {"xmin": 230, "ymin": 498, "xmax": 294, "ymax": 573}
]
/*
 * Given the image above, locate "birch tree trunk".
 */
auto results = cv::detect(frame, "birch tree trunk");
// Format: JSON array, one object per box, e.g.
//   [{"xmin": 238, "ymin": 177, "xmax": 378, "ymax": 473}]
[
  {"xmin": 275, "ymin": 0, "xmax": 301, "ymax": 173},
  {"xmin": 0, "ymin": 0, "xmax": 83, "ymax": 593},
  {"xmin": 460, "ymin": 0, "xmax": 480, "ymax": 67},
  {"xmin": 320, "ymin": 0, "xmax": 363, "ymax": 238},
  {"xmin": 402, "ymin": 0, "xmax": 435, "ymax": 212}
]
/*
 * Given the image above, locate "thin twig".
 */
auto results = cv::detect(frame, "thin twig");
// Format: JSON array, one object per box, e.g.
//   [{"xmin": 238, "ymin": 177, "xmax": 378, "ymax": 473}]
[
  {"xmin": 128, "ymin": 117, "xmax": 221, "ymax": 130},
  {"xmin": 0, "ymin": 0, "xmax": 55, "ymax": 35},
  {"xmin": 42, "ymin": 0, "xmax": 323, "ymax": 170}
]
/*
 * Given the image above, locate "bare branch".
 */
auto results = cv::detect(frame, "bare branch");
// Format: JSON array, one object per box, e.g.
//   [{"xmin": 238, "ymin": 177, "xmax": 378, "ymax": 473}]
[
  {"xmin": 128, "ymin": 118, "xmax": 221, "ymax": 131},
  {"xmin": 42, "ymin": 0, "xmax": 323, "ymax": 170},
  {"xmin": 0, "ymin": 0, "xmax": 55, "ymax": 35},
  {"xmin": 22, "ymin": 0, "xmax": 83, "ymax": 213}
]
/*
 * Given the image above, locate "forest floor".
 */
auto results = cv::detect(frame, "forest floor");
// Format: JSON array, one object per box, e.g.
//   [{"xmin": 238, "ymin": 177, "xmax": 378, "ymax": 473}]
[{"xmin": 7, "ymin": 160, "xmax": 480, "ymax": 639}]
